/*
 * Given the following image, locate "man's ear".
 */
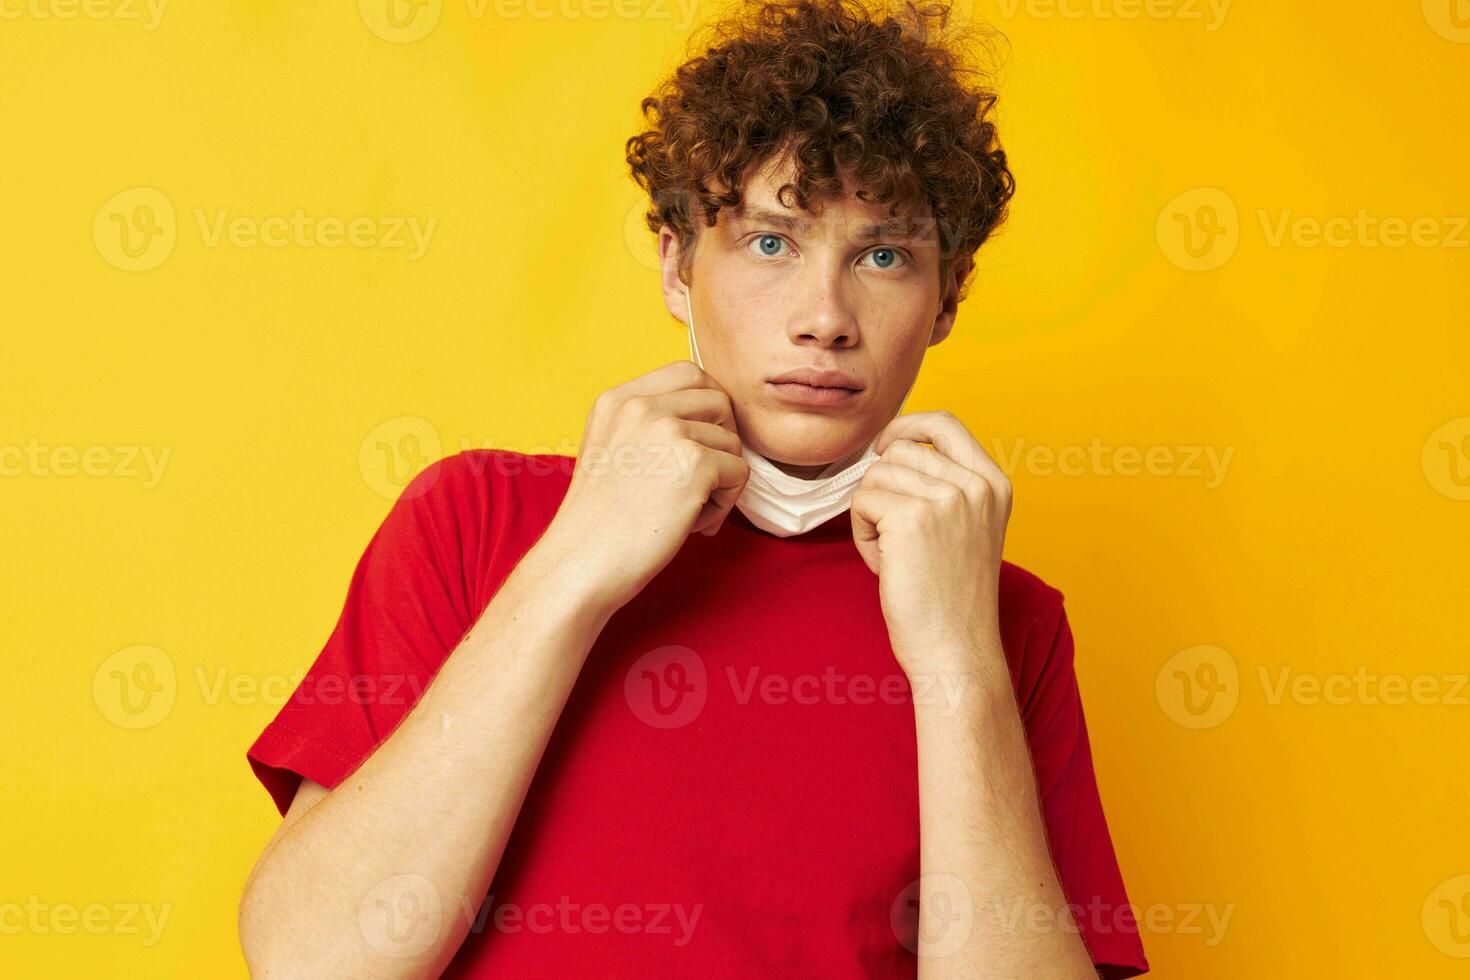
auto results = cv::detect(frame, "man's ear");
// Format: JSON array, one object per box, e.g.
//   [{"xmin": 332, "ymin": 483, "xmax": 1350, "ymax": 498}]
[
  {"xmin": 658, "ymin": 224, "xmax": 692, "ymax": 324},
  {"xmin": 929, "ymin": 253, "xmax": 970, "ymax": 346}
]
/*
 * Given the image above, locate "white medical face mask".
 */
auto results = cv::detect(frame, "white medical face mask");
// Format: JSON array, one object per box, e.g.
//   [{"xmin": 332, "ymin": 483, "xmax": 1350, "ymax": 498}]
[{"xmin": 684, "ymin": 288, "xmax": 924, "ymax": 537}]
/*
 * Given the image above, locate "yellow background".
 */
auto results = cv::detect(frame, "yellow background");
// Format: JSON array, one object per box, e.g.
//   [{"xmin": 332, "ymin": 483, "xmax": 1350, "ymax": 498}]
[{"xmin": 2, "ymin": 0, "xmax": 1467, "ymax": 976}]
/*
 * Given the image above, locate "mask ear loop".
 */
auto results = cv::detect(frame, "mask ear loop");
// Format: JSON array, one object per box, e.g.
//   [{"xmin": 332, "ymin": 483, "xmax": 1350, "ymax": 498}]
[{"xmin": 685, "ymin": 289, "xmax": 702, "ymax": 368}]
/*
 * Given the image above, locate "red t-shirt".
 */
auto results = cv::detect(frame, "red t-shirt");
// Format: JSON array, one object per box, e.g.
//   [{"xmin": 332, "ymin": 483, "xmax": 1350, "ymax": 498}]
[{"xmin": 247, "ymin": 449, "xmax": 1149, "ymax": 977}]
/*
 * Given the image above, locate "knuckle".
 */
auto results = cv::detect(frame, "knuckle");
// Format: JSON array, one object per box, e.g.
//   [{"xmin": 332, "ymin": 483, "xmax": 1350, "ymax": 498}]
[{"xmin": 621, "ymin": 394, "xmax": 651, "ymax": 421}]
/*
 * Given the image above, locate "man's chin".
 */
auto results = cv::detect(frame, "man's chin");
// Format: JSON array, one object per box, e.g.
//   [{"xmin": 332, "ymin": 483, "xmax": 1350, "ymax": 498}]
[{"xmin": 738, "ymin": 414, "xmax": 873, "ymax": 469}]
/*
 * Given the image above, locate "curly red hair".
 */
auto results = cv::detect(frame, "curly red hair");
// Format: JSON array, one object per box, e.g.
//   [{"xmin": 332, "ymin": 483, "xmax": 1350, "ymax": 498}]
[{"xmin": 626, "ymin": 0, "xmax": 1014, "ymax": 300}]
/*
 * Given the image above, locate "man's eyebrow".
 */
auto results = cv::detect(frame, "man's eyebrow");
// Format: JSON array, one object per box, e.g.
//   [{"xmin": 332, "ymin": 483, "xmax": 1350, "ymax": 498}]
[
  {"xmin": 733, "ymin": 206, "xmax": 812, "ymax": 233},
  {"xmin": 733, "ymin": 206, "xmax": 931, "ymax": 240}
]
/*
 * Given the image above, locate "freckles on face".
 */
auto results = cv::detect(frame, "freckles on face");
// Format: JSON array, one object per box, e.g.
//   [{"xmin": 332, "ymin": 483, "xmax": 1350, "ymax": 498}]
[
  {"xmin": 706, "ymin": 240, "xmax": 938, "ymax": 337},
  {"xmin": 674, "ymin": 154, "xmax": 952, "ymax": 468},
  {"xmin": 690, "ymin": 210, "xmax": 941, "ymax": 464}
]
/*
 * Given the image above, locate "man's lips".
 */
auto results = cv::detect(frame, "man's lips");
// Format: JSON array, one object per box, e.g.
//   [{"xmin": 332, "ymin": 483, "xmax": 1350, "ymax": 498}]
[
  {"xmin": 767, "ymin": 368, "xmax": 864, "ymax": 390},
  {"xmin": 766, "ymin": 381, "xmax": 862, "ymax": 406}
]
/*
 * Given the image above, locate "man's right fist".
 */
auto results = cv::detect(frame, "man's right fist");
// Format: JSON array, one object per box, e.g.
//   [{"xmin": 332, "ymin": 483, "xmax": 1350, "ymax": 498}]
[{"xmin": 546, "ymin": 360, "xmax": 749, "ymax": 609}]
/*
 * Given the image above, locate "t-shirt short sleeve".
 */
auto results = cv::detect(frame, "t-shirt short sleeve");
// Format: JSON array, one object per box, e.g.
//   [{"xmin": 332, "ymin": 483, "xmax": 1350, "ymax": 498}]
[
  {"xmin": 245, "ymin": 453, "xmax": 480, "ymax": 816},
  {"xmin": 1020, "ymin": 588, "xmax": 1151, "ymax": 978}
]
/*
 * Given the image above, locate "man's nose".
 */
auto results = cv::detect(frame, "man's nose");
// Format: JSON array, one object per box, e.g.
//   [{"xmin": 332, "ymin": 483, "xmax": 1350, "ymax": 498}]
[{"xmin": 790, "ymin": 266, "xmax": 860, "ymax": 349}]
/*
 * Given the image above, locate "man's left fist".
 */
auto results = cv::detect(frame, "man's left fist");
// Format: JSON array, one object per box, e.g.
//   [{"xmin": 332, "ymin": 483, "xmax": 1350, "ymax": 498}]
[{"xmin": 850, "ymin": 410, "xmax": 1012, "ymax": 676}]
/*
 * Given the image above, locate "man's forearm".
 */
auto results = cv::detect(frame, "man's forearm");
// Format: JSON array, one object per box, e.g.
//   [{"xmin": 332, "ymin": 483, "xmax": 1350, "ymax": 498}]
[
  {"xmin": 239, "ymin": 526, "xmax": 617, "ymax": 979},
  {"xmin": 912, "ymin": 644, "xmax": 1097, "ymax": 979}
]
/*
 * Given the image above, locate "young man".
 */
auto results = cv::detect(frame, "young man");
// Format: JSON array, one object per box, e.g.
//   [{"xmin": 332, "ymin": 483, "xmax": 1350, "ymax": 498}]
[{"xmin": 239, "ymin": 0, "xmax": 1149, "ymax": 976}]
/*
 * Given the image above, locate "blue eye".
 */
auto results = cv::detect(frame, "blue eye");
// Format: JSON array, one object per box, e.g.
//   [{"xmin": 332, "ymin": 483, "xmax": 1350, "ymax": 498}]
[
  {"xmin": 749, "ymin": 234, "xmax": 787, "ymax": 257},
  {"xmin": 864, "ymin": 248, "xmax": 905, "ymax": 270}
]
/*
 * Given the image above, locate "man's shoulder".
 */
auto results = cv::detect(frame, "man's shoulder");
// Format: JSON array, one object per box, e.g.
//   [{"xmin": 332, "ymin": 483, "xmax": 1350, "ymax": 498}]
[
  {"xmin": 432, "ymin": 446, "xmax": 577, "ymax": 479},
  {"xmin": 404, "ymin": 448, "xmax": 576, "ymax": 503},
  {"xmin": 998, "ymin": 558, "xmax": 1067, "ymax": 622},
  {"xmin": 384, "ymin": 449, "xmax": 574, "ymax": 562},
  {"xmin": 996, "ymin": 560, "xmax": 1086, "ymax": 725}
]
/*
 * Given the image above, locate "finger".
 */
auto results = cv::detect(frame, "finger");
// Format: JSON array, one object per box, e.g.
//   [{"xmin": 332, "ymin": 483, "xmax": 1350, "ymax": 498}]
[
  {"xmin": 674, "ymin": 419, "xmax": 744, "ymax": 534},
  {"xmin": 849, "ymin": 486, "xmax": 920, "ymax": 572},
  {"xmin": 614, "ymin": 359, "xmax": 733, "ymax": 402},
  {"xmin": 886, "ymin": 441, "xmax": 979, "ymax": 495},
  {"xmin": 636, "ymin": 387, "xmax": 739, "ymax": 432},
  {"xmin": 675, "ymin": 418, "xmax": 742, "ymax": 458},
  {"xmin": 692, "ymin": 445, "xmax": 749, "ymax": 536},
  {"xmin": 850, "ymin": 484, "xmax": 924, "ymax": 535},
  {"xmin": 860, "ymin": 458, "xmax": 968, "ymax": 503},
  {"xmin": 876, "ymin": 411, "xmax": 1008, "ymax": 492}
]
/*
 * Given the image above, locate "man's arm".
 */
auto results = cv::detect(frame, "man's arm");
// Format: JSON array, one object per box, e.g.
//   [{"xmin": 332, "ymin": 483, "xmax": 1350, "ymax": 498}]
[
  {"xmin": 238, "ymin": 361, "xmax": 748, "ymax": 978},
  {"xmin": 912, "ymin": 649, "xmax": 1097, "ymax": 979},
  {"xmin": 237, "ymin": 527, "xmax": 618, "ymax": 979},
  {"xmin": 851, "ymin": 412, "xmax": 1101, "ymax": 977}
]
